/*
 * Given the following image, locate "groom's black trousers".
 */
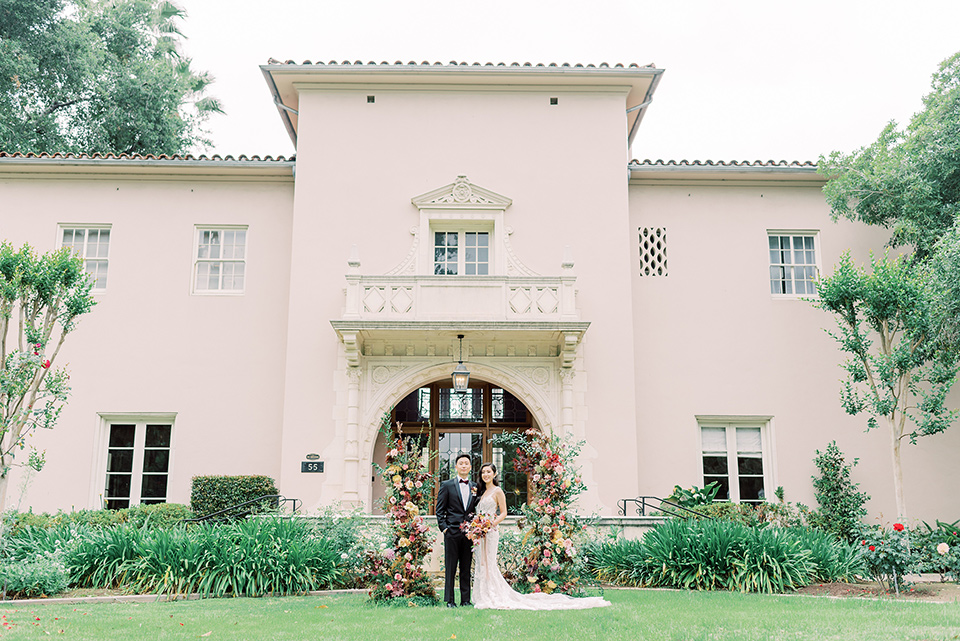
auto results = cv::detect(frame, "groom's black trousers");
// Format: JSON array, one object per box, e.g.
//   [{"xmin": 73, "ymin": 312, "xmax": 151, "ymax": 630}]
[{"xmin": 443, "ymin": 528, "xmax": 472, "ymax": 605}]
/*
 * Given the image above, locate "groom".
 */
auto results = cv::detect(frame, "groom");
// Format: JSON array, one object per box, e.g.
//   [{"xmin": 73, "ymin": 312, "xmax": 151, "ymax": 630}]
[{"xmin": 435, "ymin": 452, "xmax": 478, "ymax": 607}]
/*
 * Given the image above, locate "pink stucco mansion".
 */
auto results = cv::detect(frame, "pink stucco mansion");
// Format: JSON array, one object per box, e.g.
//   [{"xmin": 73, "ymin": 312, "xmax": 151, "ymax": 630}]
[{"xmin": 1, "ymin": 61, "xmax": 957, "ymax": 521}]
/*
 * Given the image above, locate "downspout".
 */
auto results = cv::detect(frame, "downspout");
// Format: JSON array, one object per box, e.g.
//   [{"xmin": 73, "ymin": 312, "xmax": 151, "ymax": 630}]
[
  {"xmin": 260, "ymin": 67, "xmax": 298, "ymax": 149},
  {"xmin": 626, "ymin": 68, "xmax": 665, "ymax": 148}
]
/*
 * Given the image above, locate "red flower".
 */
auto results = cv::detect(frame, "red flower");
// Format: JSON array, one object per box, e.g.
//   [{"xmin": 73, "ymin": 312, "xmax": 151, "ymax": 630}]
[
  {"xmin": 861, "ymin": 540, "xmax": 867, "ymax": 546},
  {"xmin": 42, "ymin": 360, "xmax": 50, "ymax": 369},
  {"xmin": 869, "ymin": 545, "xmax": 875, "ymax": 551},
  {"xmin": 893, "ymin": 523, "xmax": 904, "ymax": 532}
]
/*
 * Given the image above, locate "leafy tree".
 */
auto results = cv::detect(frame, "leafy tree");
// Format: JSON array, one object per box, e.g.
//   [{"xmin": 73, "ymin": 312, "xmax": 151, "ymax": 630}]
[
  {"xmin": 819, "ymin": 52, "xmax": 960, "ymax": 260},
  {"xmin": 0, "ymin": 242, "xmax": 95, "ymax": 511},
  {"xmin": 807, "ymin": 441, "xmax": 870, "ymax": 543},
  {"xmin": 816, "ymin": 251, "xmax": 959, "ymax": 518},
  {"xmin": 0, "ymin": 0, "xmax": 223, "ymax": 155}
]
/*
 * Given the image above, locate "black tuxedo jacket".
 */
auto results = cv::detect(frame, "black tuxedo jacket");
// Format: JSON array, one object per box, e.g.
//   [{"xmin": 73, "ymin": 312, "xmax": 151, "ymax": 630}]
[{"xmin": 436, "ymin": 477, "xmax": 478, "ymax": 533}]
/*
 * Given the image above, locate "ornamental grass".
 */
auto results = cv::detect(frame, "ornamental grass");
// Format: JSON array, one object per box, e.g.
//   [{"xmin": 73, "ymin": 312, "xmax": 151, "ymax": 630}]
[
  {"xmin": 2, "ymin": 518, "xmax": 341, "ymax": 598},
  {"xmin": 586, "ymin": 519, "xmax": 866, "ymax": 594}
]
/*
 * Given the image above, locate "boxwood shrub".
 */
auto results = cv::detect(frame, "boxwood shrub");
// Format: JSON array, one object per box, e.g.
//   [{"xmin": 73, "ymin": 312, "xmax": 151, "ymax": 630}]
[{"xmin": 190, "ymin": 475, "xmax": 278, "ymax": 518}]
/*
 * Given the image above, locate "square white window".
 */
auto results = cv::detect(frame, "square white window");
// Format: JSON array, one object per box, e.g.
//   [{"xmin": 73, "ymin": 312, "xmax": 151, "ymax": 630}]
[
  {"xmin": 104, "ymin": 422, "xmax": 172, "ymax": 509},
  {"xmin": 61, "ymin": 227, "xmax": 110, "ymax": 290},
  {"xmin": 701, "ymin": 422, "xmax": 769, "ymax": 504},
  {"xmin": 194, "ymin": 228, "xmax": 246, "ymax": 293},
  {"xmin": 434, "ymin": 230, "xmax": 489, "ymax": 276},
  {"xmin": 769, "ymin": 233, "xmax": 818, "ymax": 296}
]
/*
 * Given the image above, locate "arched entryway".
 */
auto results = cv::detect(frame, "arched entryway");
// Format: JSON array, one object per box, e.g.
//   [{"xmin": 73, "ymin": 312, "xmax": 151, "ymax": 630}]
[{"xmin": 371, "ymin": 377, "xmax": 537, "ymax": 515}]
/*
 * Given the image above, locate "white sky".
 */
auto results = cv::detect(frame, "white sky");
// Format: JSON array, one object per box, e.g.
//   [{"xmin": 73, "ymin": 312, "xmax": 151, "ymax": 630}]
[{"xmin": 176, "ymin": 0, "xmax": 960, "ymax": 162}]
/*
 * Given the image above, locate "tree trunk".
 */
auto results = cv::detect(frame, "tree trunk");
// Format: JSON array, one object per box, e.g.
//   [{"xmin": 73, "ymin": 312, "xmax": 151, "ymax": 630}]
[
  {"xmin": 890, "ymin": 421, "xmax": 906, "ymax": 518},
  {"xmin": 0, "ymin": 472, "xmax": 8, "ymax": 513}
]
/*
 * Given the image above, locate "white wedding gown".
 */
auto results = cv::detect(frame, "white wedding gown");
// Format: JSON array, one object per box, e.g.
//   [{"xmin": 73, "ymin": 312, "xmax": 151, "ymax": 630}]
[{"xmin": 472, "ymin": 493, "xmax": 610, "ymax": 610}]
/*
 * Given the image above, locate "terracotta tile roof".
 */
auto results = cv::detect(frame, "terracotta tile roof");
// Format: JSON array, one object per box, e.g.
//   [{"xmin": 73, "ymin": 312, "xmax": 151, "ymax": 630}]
[
  {"xmin": 265, "ymin": 58, "xmax": 656, "ymax": 69},
  {"xmin": 0, "ymin": 151, "xmax": 295, "ymax": 162},
  {"xmin": 629, "ymin": 159, "xmax": 817, "ymax": 168}
]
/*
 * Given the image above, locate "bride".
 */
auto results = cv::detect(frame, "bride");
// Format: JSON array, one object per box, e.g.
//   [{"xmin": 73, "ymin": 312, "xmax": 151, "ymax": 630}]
[{"xmin": 471, "ymin": 462, "xmax": 610, "ymax": 610}]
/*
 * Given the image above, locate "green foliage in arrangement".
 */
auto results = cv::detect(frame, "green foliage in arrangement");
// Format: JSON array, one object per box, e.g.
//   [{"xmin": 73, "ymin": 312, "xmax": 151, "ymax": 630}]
[
  {"xmin": 807, "ymin": 442, "xmax": 870, "ymax": 543},
  {"xmin": 586, "ymin": 520, "xmax": 864, "ymax": 594},
  {"xmin": 189, "ymin": 475, "xmax": 278, "ymax": 519},
  {"xmin": 495, "ymin": 526, "xmax": 531, "ymax": 585}
]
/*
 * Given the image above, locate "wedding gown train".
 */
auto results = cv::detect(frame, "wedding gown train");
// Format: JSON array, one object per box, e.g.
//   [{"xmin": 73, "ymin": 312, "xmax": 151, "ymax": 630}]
[{"xmin": 472, "ymin": 493, "xmax": 610, "ymax": 611}]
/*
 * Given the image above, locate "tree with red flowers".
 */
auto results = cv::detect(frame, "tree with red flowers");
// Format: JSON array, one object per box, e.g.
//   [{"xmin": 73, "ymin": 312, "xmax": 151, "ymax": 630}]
[
  {"xmin": 368, "ymin": 419, "xmax": 438, "ymax": 604},
  {"xmin": 494, "ymin": 429, "xmax": 589, "ymax": 595},
  {"xmin": 1, "ymin": 242, "xmax": 95, "ymax": 510}
]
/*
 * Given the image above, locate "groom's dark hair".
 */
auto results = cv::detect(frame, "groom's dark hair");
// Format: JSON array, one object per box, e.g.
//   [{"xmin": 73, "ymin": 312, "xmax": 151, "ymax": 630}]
[{"xmin": 455, "ymin": 453, "xmax": 471, "ymax": 464}]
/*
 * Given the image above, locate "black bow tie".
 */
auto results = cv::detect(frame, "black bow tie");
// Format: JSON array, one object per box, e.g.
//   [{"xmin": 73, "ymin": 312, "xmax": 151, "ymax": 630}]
[{"xmin": 459, "ymin": 479, "xmax": 469, "ymax": 484}]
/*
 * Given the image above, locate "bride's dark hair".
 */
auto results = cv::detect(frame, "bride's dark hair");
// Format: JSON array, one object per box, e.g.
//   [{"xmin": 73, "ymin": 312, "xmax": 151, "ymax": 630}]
[{"xmin": 477, "ymin": 462, "xmax": 499, "ymax": 497}]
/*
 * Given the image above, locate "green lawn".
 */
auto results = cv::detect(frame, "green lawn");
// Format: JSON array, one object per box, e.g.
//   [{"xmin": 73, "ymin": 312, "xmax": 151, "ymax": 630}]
[{"xmin": 1, "ymin": 589, "xmax": 958, "ymax": 641}]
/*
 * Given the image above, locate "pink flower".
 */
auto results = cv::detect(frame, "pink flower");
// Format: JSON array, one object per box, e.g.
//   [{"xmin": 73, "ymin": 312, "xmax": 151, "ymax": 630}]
[
  {"xmin": 394, "ymin": 573, "xmax": 402, "ymax": 581},
  {"xmin": 383, "ymin": 548, "xmax": 396, "ymax": 560},
  {"xmin": 893, "ymin": 523, "xmax": 904, "ymax": 532},
  {"xmin": 384, "ymin": 583, "xmax": 393, "ymax": 591}
]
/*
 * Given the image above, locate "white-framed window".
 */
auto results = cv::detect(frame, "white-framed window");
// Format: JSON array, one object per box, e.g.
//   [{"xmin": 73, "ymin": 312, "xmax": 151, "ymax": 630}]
[
  {"xmin": 433, "ymin": 230, "xmax": 489, "ymax": 275},
  {"xmin": 194, "ymin": 227, "xmax": 247, "ymax": 293},
  {"xmin": 103, "ymin": 421, "xmax": 172, "ymax": 509},
  {"xmin": 768, "ymin": 232, "xmax": 818, "ymax": 296},
  {"xmin": 61, "ymin": 226, "xmax": 110, "ymax": 290},
  {"xmin": 699, "ymin": 419, "xmax": 771, "ymax": 504}
]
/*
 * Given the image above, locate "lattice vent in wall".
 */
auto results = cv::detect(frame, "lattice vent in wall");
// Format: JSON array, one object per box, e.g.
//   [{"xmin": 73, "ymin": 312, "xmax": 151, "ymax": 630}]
[{"xmin": 639, "ymin": 227, "xmax": 667, "ymax": 276}]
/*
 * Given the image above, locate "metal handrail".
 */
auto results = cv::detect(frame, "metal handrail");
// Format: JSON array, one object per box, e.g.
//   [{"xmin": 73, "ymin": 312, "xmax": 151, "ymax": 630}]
[
  {"xmin": 617, "ymin": 496, "xmax": 712, "ymax": 519},
  {"xmin": 185, "ymin": 494, "xmax": 302, "ymax": 523}
]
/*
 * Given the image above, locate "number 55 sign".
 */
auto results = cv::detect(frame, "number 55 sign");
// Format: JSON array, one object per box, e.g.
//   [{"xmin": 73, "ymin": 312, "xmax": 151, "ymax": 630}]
[{"xmin": 301, "ymin": 461, "xmax": 324, "ymax": 473}]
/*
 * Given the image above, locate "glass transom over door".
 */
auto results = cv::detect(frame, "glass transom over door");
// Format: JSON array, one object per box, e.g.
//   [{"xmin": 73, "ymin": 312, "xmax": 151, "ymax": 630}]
[{"xmin": 393, "ymin": 381, "xmax": 533, "ymax": 514}]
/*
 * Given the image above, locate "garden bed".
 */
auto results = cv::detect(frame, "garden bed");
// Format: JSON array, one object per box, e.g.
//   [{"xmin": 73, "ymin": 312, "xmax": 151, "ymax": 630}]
[{"xmin": 794, "ymin": 579, "xmax": 960, "ymax": 603}]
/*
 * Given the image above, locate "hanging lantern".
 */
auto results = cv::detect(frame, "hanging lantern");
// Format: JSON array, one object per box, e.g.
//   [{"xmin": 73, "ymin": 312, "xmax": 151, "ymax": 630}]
[{"xmin": 452, "ymin": 334, "xmax": 470, "ymax": 392}]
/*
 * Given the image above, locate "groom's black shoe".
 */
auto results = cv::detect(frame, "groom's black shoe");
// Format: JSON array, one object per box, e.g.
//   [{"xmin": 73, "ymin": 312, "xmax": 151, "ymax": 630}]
[
  {"xmin": 445, "ymin": 603, "xmax": 457, "ymax": 608},
  {"xmin": 461, "ymin": 602, "xmax": 473, "ymax": 607}
]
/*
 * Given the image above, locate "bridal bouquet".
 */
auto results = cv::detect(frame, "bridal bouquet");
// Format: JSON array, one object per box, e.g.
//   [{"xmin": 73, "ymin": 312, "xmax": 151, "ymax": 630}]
[{"xmin": 461, "ymin": 513, "xmax": 495, "ymax": 542}]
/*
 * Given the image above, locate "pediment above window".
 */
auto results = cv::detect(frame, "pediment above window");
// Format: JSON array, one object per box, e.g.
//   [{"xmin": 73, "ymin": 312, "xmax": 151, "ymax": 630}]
[{"xmin": 411, "ymin": 175, "xmax": 512, "ymax": 210}]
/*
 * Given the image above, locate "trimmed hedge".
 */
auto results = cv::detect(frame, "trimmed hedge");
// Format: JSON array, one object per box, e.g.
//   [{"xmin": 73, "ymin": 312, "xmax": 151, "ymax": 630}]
[
  {"xmin": 190, "ymin": 475, "xmax": 278, "ymax": 518},
  {"xmin": 3, "ymin": 503, "xmax": 193, "ymax": 534}
]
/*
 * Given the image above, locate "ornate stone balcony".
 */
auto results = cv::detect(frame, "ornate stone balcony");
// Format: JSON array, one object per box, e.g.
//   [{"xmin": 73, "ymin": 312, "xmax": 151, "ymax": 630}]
[{"xmin": 342, "ymin": 274, "xmax": 579, "ymax": 322}]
